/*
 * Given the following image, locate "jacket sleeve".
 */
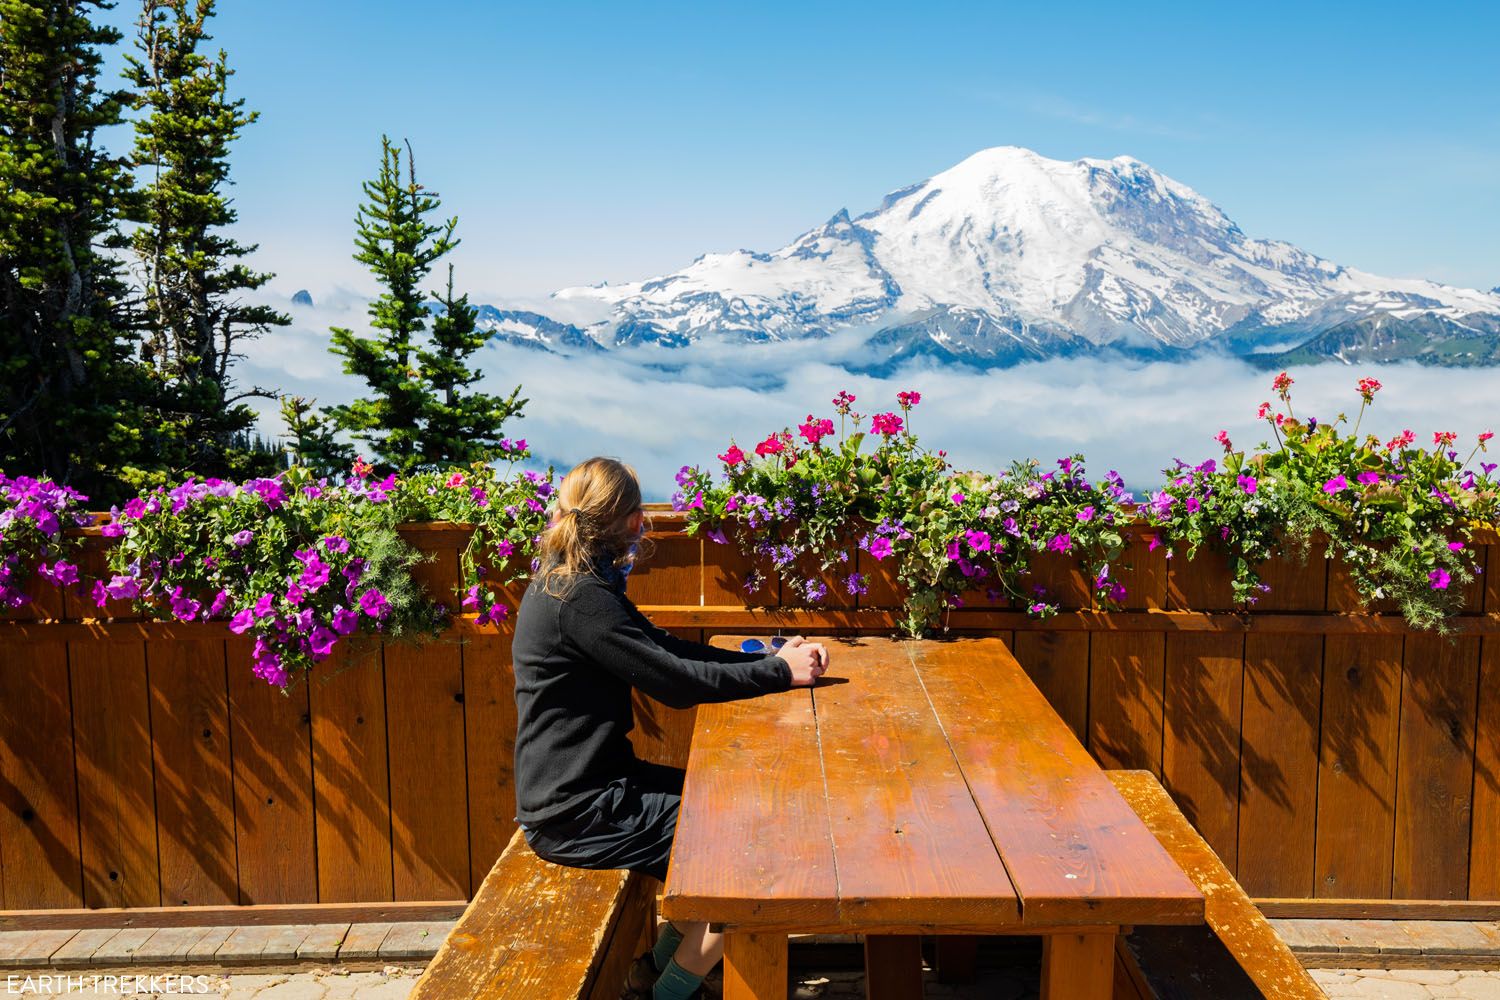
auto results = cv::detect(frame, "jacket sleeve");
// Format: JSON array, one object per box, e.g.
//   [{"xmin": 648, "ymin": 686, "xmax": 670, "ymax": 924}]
[
  {"xmin": 563, "ymin": 588, "xmax": 792, "ymax": 709},
  {"xmin": 622, "ymin": 601, "xmax": 784, "ymax": 665}
]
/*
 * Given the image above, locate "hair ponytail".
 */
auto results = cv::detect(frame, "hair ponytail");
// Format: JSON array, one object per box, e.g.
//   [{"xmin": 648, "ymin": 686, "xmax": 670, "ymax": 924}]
[{"xmin": 538, "ymin": 457, "xmax": 649, "ymax": 597}]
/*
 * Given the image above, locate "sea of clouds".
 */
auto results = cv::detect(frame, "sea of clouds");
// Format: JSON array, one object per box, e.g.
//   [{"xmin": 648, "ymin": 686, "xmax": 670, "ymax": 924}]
[{"xmin": 242, "ymin": 295, "xmax": 1500, "ymax": 501}]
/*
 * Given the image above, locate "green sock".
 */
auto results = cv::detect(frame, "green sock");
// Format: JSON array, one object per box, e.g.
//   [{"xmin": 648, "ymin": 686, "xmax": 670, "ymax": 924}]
[
  {"xmin": 652, "ymin": 958, "xmax": 704, "ymax": 1000},
  {"xmin": 650, "ymin": 923, "xmax": 684, "ymax": 973}
]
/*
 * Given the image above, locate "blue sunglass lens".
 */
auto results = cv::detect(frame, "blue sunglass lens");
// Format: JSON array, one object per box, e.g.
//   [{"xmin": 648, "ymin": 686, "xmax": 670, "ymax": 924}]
[{"xmin": 740, "ymin": 636, "xmax": 790, "ymax": 653}]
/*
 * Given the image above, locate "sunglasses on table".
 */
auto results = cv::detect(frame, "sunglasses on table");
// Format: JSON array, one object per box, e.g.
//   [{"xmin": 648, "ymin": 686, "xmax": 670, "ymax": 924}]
[{"xmin": 739, "ymin": 636, "xmax": 789, "ymax": 654}]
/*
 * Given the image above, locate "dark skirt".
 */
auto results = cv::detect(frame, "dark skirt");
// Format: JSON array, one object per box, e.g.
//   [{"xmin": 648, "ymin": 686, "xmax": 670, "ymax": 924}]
[{"xmin": 521, "ymin": 761, "xmax": 684, "ymax": 883}]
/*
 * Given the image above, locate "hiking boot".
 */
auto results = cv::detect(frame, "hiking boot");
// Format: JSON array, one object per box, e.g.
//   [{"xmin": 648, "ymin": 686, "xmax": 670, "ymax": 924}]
[
  {"xmin": 701, "ymin": 962, "xmax": 723, "ymax": 999},
  {"xmin": 621, "ymin": 952, "xmax": 658, "ymax": 1000}
]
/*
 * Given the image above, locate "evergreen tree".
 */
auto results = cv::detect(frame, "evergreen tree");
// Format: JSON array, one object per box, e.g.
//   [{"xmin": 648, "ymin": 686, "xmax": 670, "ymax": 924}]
[
  {"xmin": 0, "ymin": 0, "xmax": 150, "ymax": 500},
  {"xmin": 327, "ymin": 136, "xmax": 456, "ymax": 473},
  {"xmin": 417, "ymin": 264, "xmax": 525, "ymax": 467},
  {"xmin": 328, "ymin": 137, "xmax": 523, "ymax": 474},
  {"xmin": 279, "ymin": 395, "xmax": 351, "ymax": 477},
  {"xmin": 126, "ymin": 0, "xmax": 288, "ymax": 482}
]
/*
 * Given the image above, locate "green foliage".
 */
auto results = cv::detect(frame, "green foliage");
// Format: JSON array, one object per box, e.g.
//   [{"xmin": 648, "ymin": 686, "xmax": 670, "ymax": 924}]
[
  {"xmin": 674, "ymin": 392, "xmax": 1134, "ymax": 636},
  {"xmin": 384, "ymin": 453, "xmax": 551, "ymax": 626},
  {"xmin": 326, "ymin": 137, "xmax": 522, "ymax": 474},
  {"xmin": 124, "ymin": 0, "xmax": 289, "ymax": 484},
  {"xmin": 280, "ymin": 395, "xmax": 353, "ymax": 477},
  {"xmin": 0, "ymin": 0, "xmax": 152, "ymax": 502},
  {"xmin": 1146, "ymin": 374, "xmax": 1498, "ymax": 633},
  {"xmin": 417, "ymin": 265, "xmax": 526, "ymax": 467}
]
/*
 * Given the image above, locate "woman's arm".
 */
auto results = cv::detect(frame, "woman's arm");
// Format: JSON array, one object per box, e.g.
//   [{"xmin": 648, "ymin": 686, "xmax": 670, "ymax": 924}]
[
  {"xmin": 564, "ymin": 587, "xmax": 791, "ymax": 709},
  {"xmin": 621, "ymin": 601, "xmax": 780, "ymax": 664}
]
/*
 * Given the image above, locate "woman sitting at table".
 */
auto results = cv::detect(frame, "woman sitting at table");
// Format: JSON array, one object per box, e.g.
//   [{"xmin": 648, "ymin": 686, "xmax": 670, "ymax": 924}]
[{"xmin": 511, "ymin": 457, "xmax": 828, "ymax": 1000}]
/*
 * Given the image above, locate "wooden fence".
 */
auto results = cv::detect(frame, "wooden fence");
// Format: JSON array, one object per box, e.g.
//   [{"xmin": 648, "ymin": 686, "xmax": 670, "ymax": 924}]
[{"xmin": 0, "ymin": 512, "xmax": 1497, "ymax": 915}]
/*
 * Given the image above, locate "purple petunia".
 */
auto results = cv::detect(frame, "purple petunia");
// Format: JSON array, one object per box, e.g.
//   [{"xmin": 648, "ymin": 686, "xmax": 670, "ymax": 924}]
[
  {"xmin": 308, "ymin": 626, "xmax": 338, "ymax": 660},
  {"xmin": 331, "ymin": 606, "xmax": 360, "ymax": 636},
  {"xmin": 359, "ymin": 588, "xmax": 390, "ymax": 619}
]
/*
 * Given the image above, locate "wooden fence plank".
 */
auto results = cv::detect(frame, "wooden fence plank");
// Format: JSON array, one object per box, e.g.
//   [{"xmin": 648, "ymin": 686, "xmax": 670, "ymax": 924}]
[
  {"xmin": 461, "ymin": 630, "xmax": 517, "ymax": 894},
  {"xmin": 703, "ymin": 540, "xmax": 778, "ymax": 607},
  {"xmin": 1487, "ymin": 544, "xmax": 1500, "ymax": 614},
  {"xmin": 385, "ymin": 639, "xmax": 470, "ymax": 900},
  {"xmin": 1162, "ymin": 633, "xmax": 1244, "ymax": 872},
  {"xmin": 69, "ymin": 640, "xmax": 157, "ymax": 907},
  {"xmin": 148, "ymin": 638, "xmax": 236, "ymax": 906},
  {"xmin": 1315, "ymin": 635, "xmax": 1402, "ymax": 898},
  {"xmin": 1394, "ymin": 636, "xmax": 1481, "ymax": 900},
  {"xmin": 1023, "ymin": 551, "xmax": 1091, "ymax": 610},
  {"xmin": 1238, "ymin": 634, "xmax": 1323, "ymax": 898},
  {"xmin": 631, "ymin": 627, "xmax": 701, "ymax": 770},
  {"xmin": 226, "ymin": 639, "xmax": 316, "ymax": 905},
  {"xmin": 310, "ymin": 648, "xmax": 393, "ymax": 903},
  {"xmin": 1258, "ymin": 540, "xmax": 1329, "ymax": 611},
  {"xmin": 627, "ymin": 532, "xmax": 702, "ymax": 606},
  {"xmin": 1114, "ymin": 531, "xmax": 1167, "ymax": 611},
  {"xmin": 1012, "ymin": 631, "xmax": 1089, "ymax": 742},
  {"xmin": 1166, "ymin": 547, "xmax": 1234, "ymax": 611},
  {"xmin": 1088, "ymin": 633, "xmax": 1166, "ymax": 773},
  {"xmin": 0, "ymin": 639, "xmax": 81, "ymax": 908},
  {"xmin": 1472, "ymin": 636, "xmax": 1500, "ymax": 899}
]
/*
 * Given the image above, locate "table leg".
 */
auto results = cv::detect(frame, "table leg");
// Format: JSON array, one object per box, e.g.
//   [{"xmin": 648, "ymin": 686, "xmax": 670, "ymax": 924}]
[
  {"xmin": 723, "ymin": 932, "xmax": 787, "ymax": 1000},
  {"xmin": 864, "ymin": 935, "xmax": 923, "ymax": 1000},
  {"xmin": 1040, "ymin": 931, "xmax": 1116, "ymax": 1000}
]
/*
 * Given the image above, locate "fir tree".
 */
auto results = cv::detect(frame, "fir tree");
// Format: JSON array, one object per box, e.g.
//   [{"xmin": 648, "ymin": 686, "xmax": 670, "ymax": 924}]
[
  {"xmin": 328, "ymin": 137, "xmax": 456, "ymax": 473},
  {"xmin": 279, "ymin": 395, "xmax": 351, "ymax": 477},
  {"xmin": 417, "ymin": 264, "xmax": 525, "ymax": 467},
  {"xmin": 0, "ymin": 0, "xmax": 150, "ymax": 500},
  {"xmin": 328, "ymin": 137, "xmax": 522, "ymax": 473},
  {"xmin": 126, "ymin": 0, "xmax": 288, "ymax": 482}
]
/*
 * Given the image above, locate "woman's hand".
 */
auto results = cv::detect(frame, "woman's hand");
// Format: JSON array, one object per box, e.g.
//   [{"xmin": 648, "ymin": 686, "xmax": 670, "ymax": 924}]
[{"xmin": 779, "ymin": 635, "xmax": 829, "ymax": 687}]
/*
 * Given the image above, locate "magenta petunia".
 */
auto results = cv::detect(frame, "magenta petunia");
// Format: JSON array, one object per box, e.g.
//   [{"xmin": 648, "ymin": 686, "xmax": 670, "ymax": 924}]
[
  {"xmin": 1429, "ymin": 568, "xmax": 1451, "ymax": 590},
  {"xmin": 1323, "ymin": 475, "xmax": 1348, "ymax": 494},
  {"xmin": 308, "ymin": 626, "xmax": 339, "ymax": 660},
  {"xmin": 229, "ymin": 608, "xmax": 256, "ymax": 634},
  {"xmin": 359, "ymin": 588, "xmax": 390, "ymax": 619}
]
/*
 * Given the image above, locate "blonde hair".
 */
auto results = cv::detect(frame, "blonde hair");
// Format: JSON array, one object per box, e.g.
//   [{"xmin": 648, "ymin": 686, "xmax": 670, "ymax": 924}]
[{"xmin": 538, "ymin": 457, "xmax": 649, "ymax": 597}]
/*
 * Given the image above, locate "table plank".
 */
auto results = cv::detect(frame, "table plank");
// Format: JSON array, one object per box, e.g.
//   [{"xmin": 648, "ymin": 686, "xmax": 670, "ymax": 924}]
[
  {"xmin": 811, "ymin": 640, "xmax": 1020, "ymax": 928},
  {"xmin": 910, "ymin": 639, "xmax": 1202, "ymax": 927},
  {"xmin": 661, "ymin": 686, "xmax": 839, "ymax": 928}
]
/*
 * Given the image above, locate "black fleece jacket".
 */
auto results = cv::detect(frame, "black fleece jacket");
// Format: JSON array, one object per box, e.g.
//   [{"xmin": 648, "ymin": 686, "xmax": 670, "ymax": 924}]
[{"xmin": 511, "ymin": 563, "xmax": 792, "ymax": 825}]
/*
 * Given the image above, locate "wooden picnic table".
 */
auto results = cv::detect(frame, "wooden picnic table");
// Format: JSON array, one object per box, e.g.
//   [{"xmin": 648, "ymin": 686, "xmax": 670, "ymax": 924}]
[{"xmin": 661, "ymin": 636, "xmax": 1205, "ymax": 1000}]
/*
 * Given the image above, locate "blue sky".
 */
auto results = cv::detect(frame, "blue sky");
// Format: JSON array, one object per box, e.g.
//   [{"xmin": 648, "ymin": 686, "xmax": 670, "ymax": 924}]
[{"xmin": 99, "ymin": 1, "xmax": 1500, "ymax": 302}]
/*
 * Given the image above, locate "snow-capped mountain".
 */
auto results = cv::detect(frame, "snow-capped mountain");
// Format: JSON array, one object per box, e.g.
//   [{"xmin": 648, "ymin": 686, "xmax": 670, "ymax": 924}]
[{"xmin": 485, "ymin": 147, "xmax": 1500, "ymax": 368}]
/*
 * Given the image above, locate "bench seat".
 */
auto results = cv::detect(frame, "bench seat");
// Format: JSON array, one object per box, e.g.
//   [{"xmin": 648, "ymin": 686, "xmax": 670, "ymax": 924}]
[
  {"xmin": 409, "ymin": 829, "xmax": 654, "ymax": 1000},
  {"xmin": 1107, "ymin": 770, "xmax": 1325, "ymax": 1000}
]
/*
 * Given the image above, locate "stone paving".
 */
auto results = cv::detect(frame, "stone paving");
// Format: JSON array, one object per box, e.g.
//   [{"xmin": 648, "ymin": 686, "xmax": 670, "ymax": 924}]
[{"xmin": 5, "ymin": 962, "xmax": 1500, "ymax": 997}]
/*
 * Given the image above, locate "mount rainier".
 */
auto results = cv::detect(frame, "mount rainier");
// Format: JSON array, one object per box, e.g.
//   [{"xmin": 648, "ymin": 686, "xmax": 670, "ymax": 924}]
[{"xmin": 474, "ymin": 146, "xmax": 1500, "ymax": 369}]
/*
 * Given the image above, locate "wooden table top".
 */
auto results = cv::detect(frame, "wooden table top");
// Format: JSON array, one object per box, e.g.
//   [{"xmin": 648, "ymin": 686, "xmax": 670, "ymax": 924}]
[{"xmin": 661, "ymin": 637, "xmax": 1204, "ymax": 934}]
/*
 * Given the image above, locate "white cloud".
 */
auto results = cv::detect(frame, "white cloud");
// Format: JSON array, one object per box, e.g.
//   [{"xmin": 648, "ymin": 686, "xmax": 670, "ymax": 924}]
[{"xmin": 236, "ymin": 301, "xmax": 1500, "ymax": 501}]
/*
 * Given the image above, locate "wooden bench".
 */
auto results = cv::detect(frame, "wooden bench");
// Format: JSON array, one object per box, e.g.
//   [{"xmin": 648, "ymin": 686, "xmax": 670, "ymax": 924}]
[
  {"xmin": 409, "ymin": 829, "xmax": 654, "ymax": 1000},
  {"xmin": 1107, "ymin": 770, "xmax": 1326, "ymax": 1000}
]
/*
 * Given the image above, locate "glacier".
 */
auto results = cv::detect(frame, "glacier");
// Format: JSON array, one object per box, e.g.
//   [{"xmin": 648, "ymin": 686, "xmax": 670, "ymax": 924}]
[{"xmin": 478, "ymin": 146, "xmax": 1500, "ymax": 368}]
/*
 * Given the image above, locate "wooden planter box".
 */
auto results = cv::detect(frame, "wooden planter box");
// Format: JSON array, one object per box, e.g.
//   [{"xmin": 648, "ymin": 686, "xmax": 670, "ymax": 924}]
[{"xmin": 0, "ymin": 512, "xmax": 1496, "ymax": 915}]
